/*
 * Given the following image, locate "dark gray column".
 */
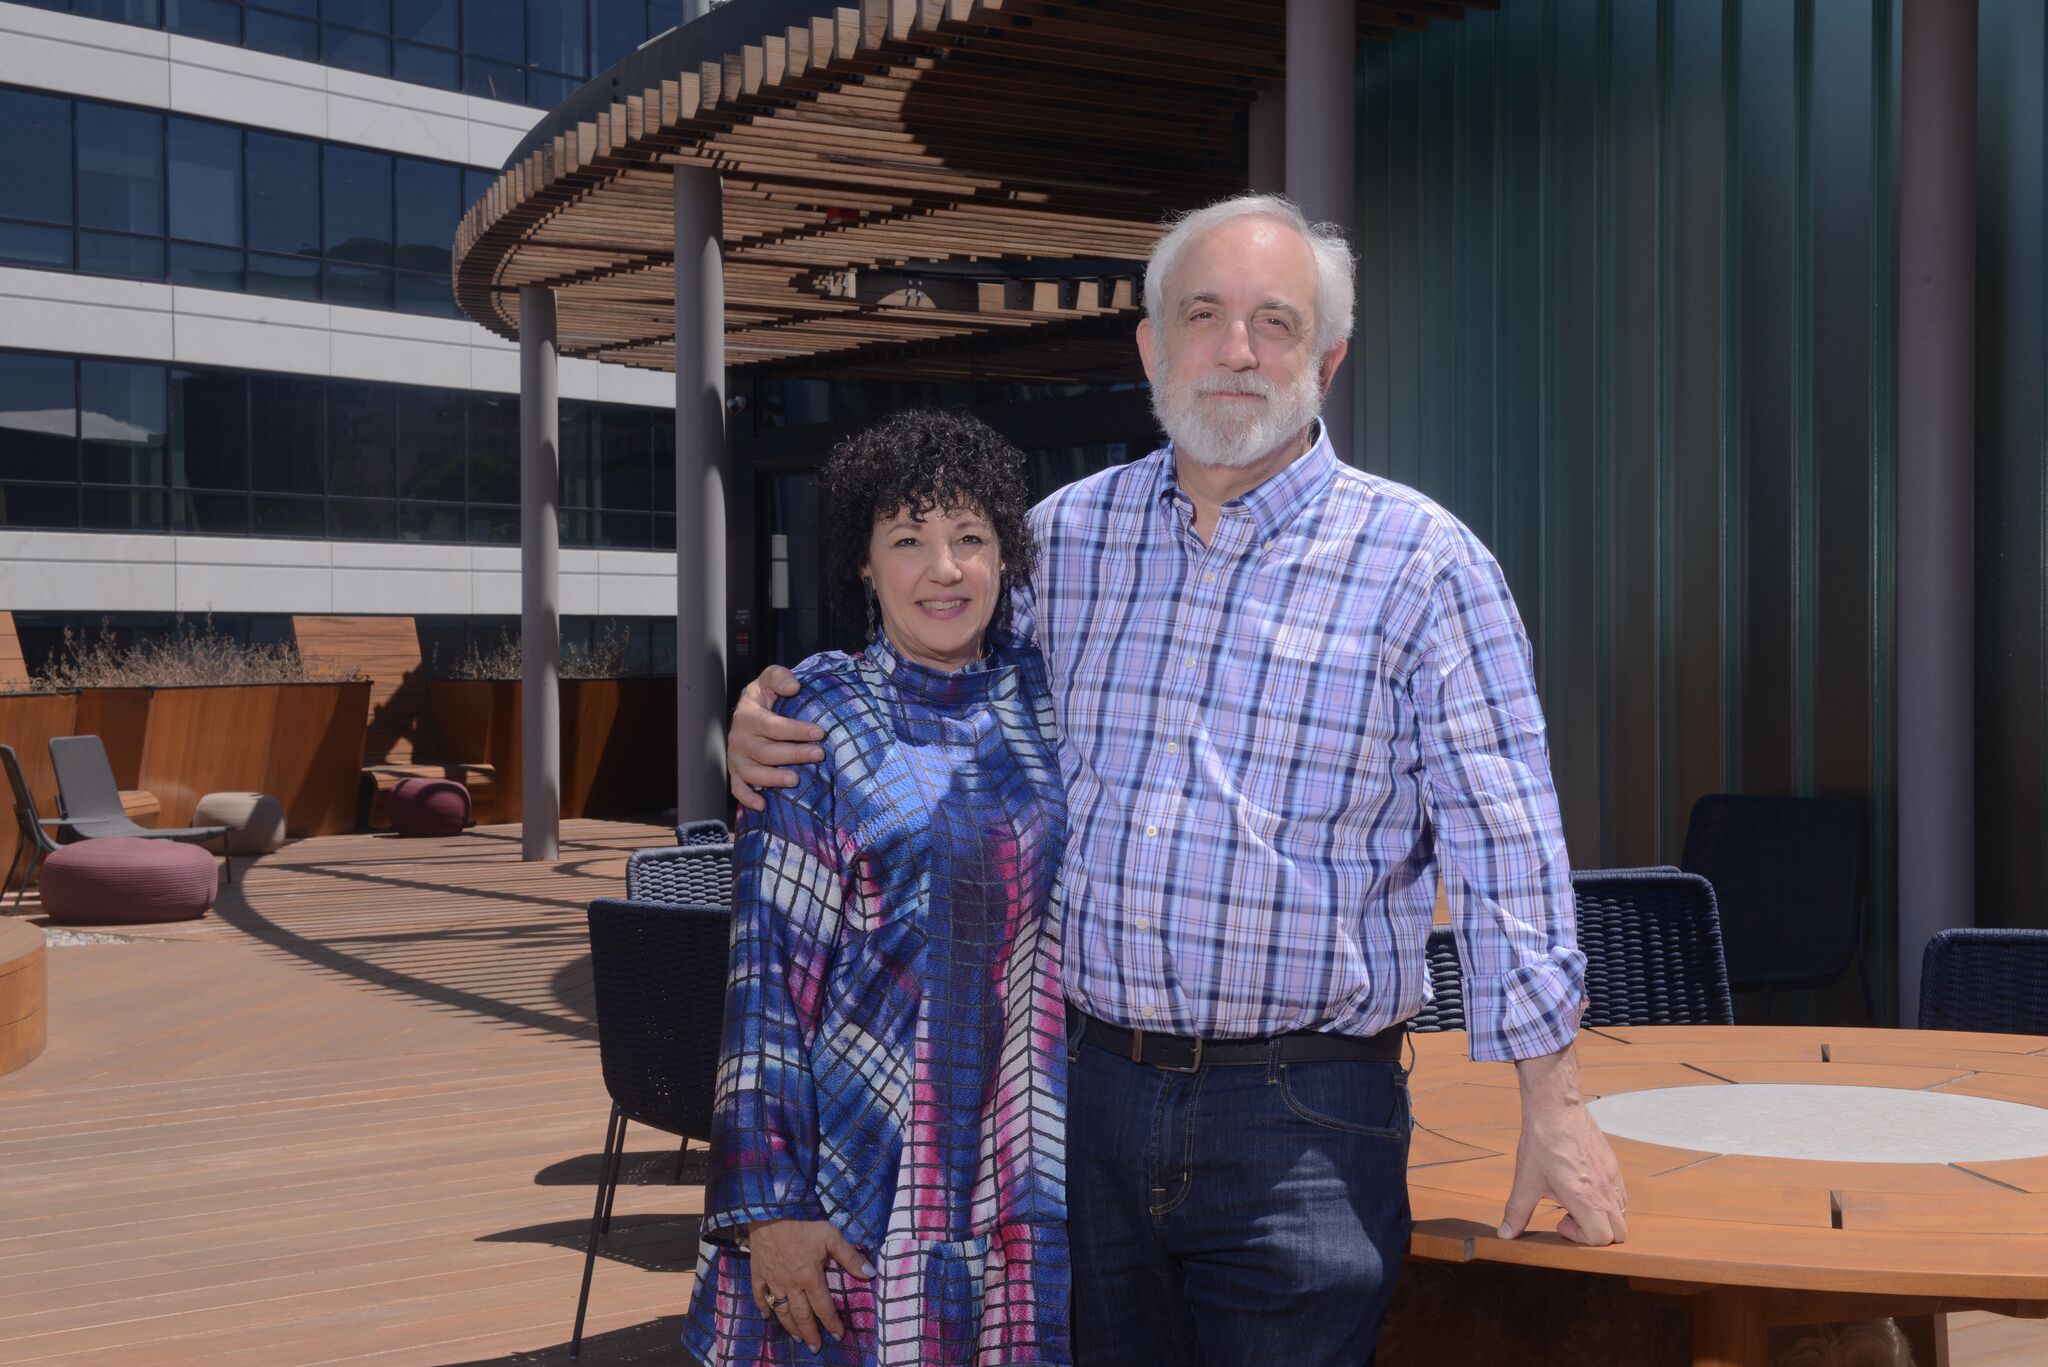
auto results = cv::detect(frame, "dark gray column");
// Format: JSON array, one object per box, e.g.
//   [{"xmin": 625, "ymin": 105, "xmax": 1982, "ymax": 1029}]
[
  {"xmin": 1285, "ymin": 0, "xmax": 1355, "ymax": 459},
  {"xmin": 1896, "ymin": 0, "xmax": 1977, "ymax": 1023},
  {"xmin": 675, "ymin": 165, "xmax": 728, "ymax": 822},
  {"xmin": 517, "ymin": 285, "xmax": 560, "ymax": 861}
]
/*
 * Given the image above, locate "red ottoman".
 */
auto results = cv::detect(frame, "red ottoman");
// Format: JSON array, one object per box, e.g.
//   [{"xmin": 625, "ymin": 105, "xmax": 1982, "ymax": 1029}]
[
  {"xmin": 389, "ymin": 776, "xmax": 471, "ymax": 837},
  {"xmin": 40, "ymin": 837, "xmax": 218, "ymax": 925}
]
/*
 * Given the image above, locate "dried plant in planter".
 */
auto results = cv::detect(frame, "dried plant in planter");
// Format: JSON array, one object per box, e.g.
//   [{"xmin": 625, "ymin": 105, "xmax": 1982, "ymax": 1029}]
[
  {"xmin": 439, "ymin": 624, "xmax": 633, "ymax": 681},
  {"xmin": 33, "ymin": 618, "xmax": 364, "ymax": 690}
]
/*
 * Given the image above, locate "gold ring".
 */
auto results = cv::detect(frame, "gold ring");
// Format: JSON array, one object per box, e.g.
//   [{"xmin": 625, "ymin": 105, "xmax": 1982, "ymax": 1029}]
[{"xmin": 767, "ymin": 1293, "xmax": 789, "ymax": 1309}]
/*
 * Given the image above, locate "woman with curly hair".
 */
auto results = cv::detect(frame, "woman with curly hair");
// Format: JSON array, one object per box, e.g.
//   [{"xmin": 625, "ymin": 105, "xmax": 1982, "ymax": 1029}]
[{"xmin": 682, "ymin": 409, "xmax": 1070, "ymax": 1367}]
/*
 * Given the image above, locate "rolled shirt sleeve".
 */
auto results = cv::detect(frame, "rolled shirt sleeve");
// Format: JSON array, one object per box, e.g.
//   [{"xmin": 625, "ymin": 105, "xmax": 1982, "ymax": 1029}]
[{"xmin": 1414, "ymin": 556, "xmax": 1587, "ymax": 1063}]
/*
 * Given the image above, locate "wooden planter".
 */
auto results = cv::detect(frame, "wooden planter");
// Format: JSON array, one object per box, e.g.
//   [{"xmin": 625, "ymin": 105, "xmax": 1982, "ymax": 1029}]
[
  {"xmin": 427, "ymin": 677, "xmax": 677, "ymax": 821},
  {"xmin": 74, "ymin": 681, "xmax": 372, "ymax": 837},
  {"xmin": 0, "ymin": 690, "xmax": 80, "ymax": 885}
]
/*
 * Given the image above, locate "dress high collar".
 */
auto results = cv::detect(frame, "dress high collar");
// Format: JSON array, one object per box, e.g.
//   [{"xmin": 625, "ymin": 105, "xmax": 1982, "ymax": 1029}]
[{"xmin": 861, "ymin": 629, "xmax": 1014, "ymax": 707}]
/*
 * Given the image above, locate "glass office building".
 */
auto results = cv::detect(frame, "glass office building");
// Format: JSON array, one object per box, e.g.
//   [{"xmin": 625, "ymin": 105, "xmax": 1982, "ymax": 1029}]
[
  {"xmin": 5, "ymin": 0, "xmax": 678, "ymax": 108},
  {"xmin": 0, "ymin": 0, "xmax": 684, "ymax": 663}
]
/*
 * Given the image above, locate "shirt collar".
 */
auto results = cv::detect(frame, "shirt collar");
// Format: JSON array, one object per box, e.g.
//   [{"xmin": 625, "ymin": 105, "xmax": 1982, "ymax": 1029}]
[{"xmin": 1155, "ymin": 419, "xmax": 1341, "ymax": 544}]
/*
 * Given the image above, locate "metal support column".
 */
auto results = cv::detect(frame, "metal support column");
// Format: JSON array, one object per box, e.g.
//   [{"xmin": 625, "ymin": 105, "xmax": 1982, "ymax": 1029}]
[
  {"xmin": 518, "ymin": 285, "xmax": 560, "ymax": 861},
  {"xmin": 1285, "ymin": 0, "xmax": 1355, "ymax": 459},
  {"xmin": 675, "ymin": 165, "xmax": 728, "ymax": 823},
  {"xmin": 1896, "ymin": 0, "xmax": 1977, "ymax": 1023}
]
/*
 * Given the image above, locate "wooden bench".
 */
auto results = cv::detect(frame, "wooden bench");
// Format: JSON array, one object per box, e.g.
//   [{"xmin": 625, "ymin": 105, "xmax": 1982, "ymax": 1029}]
[
  {"xmin": 0, "ymin": 919, "xmax": 47, "ymax": 1077},
  {"xmin": 294, "ymin": 616, "xmax": 502, "ymax": 831}
]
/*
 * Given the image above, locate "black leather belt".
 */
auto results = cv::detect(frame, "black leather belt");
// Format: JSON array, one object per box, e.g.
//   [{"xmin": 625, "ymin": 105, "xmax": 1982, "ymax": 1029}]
[{"xmin": 1071, "ymin": 1008, "xmax": 1405, "ymax": 1073}]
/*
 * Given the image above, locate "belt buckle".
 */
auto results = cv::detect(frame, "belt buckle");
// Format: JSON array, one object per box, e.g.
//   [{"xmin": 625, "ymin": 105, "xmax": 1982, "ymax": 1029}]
[{"xmin": 1141, "ymin": 1028, "xmax": 1202, "ymax": 1074}]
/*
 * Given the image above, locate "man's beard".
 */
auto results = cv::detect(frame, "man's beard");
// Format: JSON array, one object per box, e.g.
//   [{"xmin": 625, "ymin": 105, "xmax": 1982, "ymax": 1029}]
[{"xmin": 1150, "ymin": 361, "xmax": 1324, "ymax": 469}]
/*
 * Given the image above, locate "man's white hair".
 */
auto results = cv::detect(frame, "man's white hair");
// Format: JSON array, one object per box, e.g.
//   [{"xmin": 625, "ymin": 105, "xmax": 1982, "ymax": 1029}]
[{"xmin": 1142, "ymin": 193, "xmax": 1357, "ymax": 357}]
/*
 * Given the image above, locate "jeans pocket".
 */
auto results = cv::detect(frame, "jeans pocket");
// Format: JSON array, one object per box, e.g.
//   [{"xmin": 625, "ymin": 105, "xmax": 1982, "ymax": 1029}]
[{"xmin": 1275, "ymin": 1060, "xmax": 1411, "ymax": 1140}]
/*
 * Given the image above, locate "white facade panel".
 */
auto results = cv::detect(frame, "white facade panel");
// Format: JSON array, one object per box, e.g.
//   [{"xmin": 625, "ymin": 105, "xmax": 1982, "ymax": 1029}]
[
  {"xmin": 1, "ymin": 3, "xmax": 540, "ymax": 168},
  {"xmin": 0, "ymin": 272, "xmax": 669, "ymax": 407},
  {"xmin": 0, "ymin": 5, "xmax": 170, "ymax": 107},
  {"xmin": 167, "ymin": 52, "xmax": 331, "ymax": 139},
  {"xmin": 0, "ymin": 271, "xmax": 176, "ymax": 361},
  {"xmin": 323, "ymin": 93, "xmax": 472, "ymax": 166},
  {"xmin": 596, "ymin": 570, "xmax": 679, "ymax": 618},
  {"xmin": 329, "ymin": 542, "xmax": 470, "ymax": 572},
  {"xmin": 595, "ymin": 363, "xmax": 676, "ymax": 408},
  {"xmin": 171, "ymin": 310, "xmax": 334, "ymax": 377},
  {"xmin": 173, "ymin": 562, "xmax": 336, "ymax": 614},
  {"xmin": 0, "ymin": 533, "xmax": 678, "ymax": 621},
  {"xmin": 469, "ymin": 569, "xmax": 522, "ymax": 615},
  {"xmin": 331, "ymin": 567, "xmax": 472, "ymax": 615},
  {"xmin": 0, "ymin": 558, "xmax": 180, "ymax": 614},
  {"xmin": 559, "ymin": 571, "xmax": 604, "ymax": 617},
  {"xmin": 170, "ymin": 537, "xmax": 331, "ymax": 568},
  {"xmin": 327, "ymin": 330, "xmax": 472, "ymax": 391},
  {"xmin": 467, "ymin": 346, "xmax": 523, "ymax": 395}
]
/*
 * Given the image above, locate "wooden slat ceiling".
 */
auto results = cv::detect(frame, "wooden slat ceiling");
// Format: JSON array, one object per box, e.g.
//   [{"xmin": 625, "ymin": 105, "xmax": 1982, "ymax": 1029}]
[{"xmin": 453, "ymin": 0, "xmax": 1492, "ymax": 381}]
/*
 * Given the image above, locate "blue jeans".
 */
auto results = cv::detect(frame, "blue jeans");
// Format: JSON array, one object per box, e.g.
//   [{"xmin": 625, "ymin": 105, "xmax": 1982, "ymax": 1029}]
[{"xmin": 1065, "ymin": 1023, "xmax": 1414, "ymax": 1367}]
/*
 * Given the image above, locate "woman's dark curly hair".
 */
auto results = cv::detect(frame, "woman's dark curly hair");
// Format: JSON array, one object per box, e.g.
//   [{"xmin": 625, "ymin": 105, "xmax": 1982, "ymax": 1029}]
[{"xmin": 818, "ymin": 408, "xmax": 1037, "ymax": 644}]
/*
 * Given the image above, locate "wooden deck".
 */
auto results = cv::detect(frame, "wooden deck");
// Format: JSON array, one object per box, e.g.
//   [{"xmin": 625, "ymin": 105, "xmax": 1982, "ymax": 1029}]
[
  {"xmin": 0, "ymin": 821, "xmax": 700, "ymax": 1366},
  {"xmin": 0, "ymin": 819, "xmax": 2043, "ymax": 1365}
]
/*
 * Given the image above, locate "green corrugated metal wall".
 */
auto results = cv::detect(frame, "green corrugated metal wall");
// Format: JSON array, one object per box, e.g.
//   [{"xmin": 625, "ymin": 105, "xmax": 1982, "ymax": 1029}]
[{"xmin": 1355, "ymin": 0, "xmax": 1903, "ymax": 1021}]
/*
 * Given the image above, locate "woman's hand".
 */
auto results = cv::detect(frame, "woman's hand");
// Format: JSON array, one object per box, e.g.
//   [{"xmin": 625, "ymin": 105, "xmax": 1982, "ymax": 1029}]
[{"xmin": 748, "ymin": 1218, "xmax": 874, "ymax": 1350}]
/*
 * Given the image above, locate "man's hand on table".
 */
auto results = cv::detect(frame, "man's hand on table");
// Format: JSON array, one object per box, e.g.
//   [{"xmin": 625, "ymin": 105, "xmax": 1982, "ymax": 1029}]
[
  {"xmin": 730, "ymin": 664, "xmax": 821, "ymax": 810},
  {"xmin": 1500, "ymin": 1041, "xmax": 1629, "ymax": 1247}
]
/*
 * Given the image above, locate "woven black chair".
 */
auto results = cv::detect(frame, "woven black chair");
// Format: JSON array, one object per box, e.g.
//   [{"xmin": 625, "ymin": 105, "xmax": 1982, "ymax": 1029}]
[
  {"xmin": 1679, "ymin": 794, "xmax": 1870, "ymax": 1021},
  {"xmin": 675, "ymin": 818, "xmax": 731, "ymax": 847},
  {"xmin": 572, "ymin": 897, "xmax": 732, "ymax": 1358},
  {"xmin": 1409, "ymin": 926, "xmax": 1467, "ymax": 1033},
  {"xmin": 1919, "ymin": 928, "xmax": 2048, "ymax": 1035},
  {"xmin": 1573, "ymin": 867, "xmax": 1734, "ymax": 1027},
  {"xmin": 1, "ymin": 744, "xmax": 63, "ymax": 908},
  {"xmin": 626, "ymin": 841, "xmax": 732, "ymax": 905}
]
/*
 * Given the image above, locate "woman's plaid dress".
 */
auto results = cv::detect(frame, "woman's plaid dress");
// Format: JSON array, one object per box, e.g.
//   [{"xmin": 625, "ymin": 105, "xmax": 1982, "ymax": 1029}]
[{"xmin": 683, "ymin": 631, "xmax": 1070, "ymax": 1366}]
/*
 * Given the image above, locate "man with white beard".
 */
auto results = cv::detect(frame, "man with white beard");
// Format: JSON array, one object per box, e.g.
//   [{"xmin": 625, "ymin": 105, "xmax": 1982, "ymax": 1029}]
[{"xmin": 729, "ymin": 193, "xmax": 1626, "ymax": 1365}]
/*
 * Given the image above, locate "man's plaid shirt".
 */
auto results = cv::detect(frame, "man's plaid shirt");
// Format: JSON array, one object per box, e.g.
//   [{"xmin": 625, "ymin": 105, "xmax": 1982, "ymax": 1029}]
[{"xmin": 1016, "ymin": 425, "xmax": 1585, "ymax": 1063}]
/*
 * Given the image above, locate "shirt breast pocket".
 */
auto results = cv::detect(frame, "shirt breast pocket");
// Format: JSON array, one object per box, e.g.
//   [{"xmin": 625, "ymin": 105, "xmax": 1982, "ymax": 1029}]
[{"xmin": 1233, "ymin": 626, "xmax": 1401, "ymax": 821}]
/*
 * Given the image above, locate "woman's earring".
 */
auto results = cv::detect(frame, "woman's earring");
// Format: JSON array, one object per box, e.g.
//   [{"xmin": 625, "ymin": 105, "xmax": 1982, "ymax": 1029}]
[{"xmin": 863, "ymin": 579, "xmax": 878, "ymax": 641}]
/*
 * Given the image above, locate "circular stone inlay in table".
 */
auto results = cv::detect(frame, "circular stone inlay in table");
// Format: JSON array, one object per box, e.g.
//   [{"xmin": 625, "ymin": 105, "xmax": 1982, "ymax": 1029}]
[{"xmin": 1588, "ymin": 1084, "xmax": 2048, "ymax": 1164}]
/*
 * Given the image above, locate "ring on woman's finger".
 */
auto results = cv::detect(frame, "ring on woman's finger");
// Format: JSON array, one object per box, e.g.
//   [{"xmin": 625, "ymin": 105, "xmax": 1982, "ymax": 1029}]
[{"xmin": 766, "ymin": 1293, "xmax": 789, "ymax": 1309}]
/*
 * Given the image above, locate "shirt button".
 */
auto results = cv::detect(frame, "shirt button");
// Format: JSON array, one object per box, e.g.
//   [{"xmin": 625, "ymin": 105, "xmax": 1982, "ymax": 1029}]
[
  {"xmin": 1135, "ymin": 917, "xmax": 1150, "ymax": 930},
  {"xmin": 1204, "ymin": 572, "xmax": 1216, "ymax": 583},
  {"xmin": 1165, "ymin": 742, "xmax": 1178, "ymax": 754},
  {"xmin": 1264, "ymin": 539, "xmax": 1275, "ymax": 551},
  {"xmin": 1144, "ymin": 825, "xmax": 1159, "ymax": 837},
  {"xmin": 1183, "ymin": 656, "xmax": 1196, "ymax": 668},
  {"xmin": 1141, "ymin": 1005, "xmax": 1156, "ymax": 1018}
]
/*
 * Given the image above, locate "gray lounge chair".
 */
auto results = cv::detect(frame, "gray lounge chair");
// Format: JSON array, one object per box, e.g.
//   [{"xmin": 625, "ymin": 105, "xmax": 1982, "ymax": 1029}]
[
  {"xmin": 48, "ymin": 735, "xmax": 233, "ymax": 883},
  {"xmin": 2, "ymin": 743, "xmax": 64, "ymax": 907}
]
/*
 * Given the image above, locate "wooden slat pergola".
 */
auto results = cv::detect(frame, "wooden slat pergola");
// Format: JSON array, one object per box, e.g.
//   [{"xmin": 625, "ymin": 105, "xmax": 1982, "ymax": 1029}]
[{"xmin": 451, "ymin": 0, "xmax": 1492, "ymax": 382}]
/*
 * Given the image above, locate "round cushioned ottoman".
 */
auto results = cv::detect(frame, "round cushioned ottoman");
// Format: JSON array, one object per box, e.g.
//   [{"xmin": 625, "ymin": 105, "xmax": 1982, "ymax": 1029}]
[
  {"xmin": 193, "ymin": 791, "xmax": 287, "ymax": 855},
  {"xmin": 40, "ymin": 837, "xmax": 218, "ymax": 925},
  {"xmin": 389, "ymin": 777, "xmax": 471, "ymax": 837}
]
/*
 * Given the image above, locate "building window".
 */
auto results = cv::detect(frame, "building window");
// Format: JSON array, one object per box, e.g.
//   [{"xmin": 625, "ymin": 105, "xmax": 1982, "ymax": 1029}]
[
  {"xmin": 0, "ymin": 349, "xmax": 675, "ymax": 547},
  {"xmin": 0, "ymin": 87, "xmax": 484, "ymax": 320},
  {"xmin": 27, "ymin": 0, "xmax": 680, "ymax": 110}
]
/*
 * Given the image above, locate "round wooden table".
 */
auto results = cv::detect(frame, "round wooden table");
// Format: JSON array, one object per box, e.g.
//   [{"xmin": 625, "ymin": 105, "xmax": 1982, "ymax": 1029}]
[{"xmin": 1407, "ymin": 1025, "xmax": 2048, "ymax": 1367}]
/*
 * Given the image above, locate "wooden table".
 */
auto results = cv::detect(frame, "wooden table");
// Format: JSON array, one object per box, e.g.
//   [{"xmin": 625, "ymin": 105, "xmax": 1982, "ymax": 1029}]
[{"xmin": 1406, "ymin": 1025, "xmax": 2048, "ymax": 1367}]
